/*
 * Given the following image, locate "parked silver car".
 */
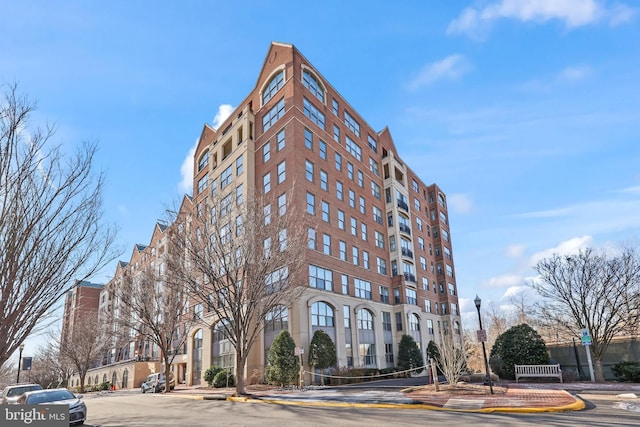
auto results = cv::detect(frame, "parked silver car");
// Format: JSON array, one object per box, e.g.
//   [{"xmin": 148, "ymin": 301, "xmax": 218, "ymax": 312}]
[
  {"xmin": 141, "ymin": 372, "xmax": 175, "ymax": 393},
  {"xmin": 1, "ymin": 383, "xmax": 43, "ymax": 404},
  {"xmin": 17, "ymin": 388, "xmax": 86, "ymax": 426}
]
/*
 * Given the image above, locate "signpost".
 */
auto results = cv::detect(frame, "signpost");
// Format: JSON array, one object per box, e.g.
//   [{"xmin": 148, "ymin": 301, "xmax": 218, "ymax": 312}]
[
  {"xmin": 295, "ymin": 347, "xmax": 304, "ymax": 389},
  {"xmin": 581, "ymin": 328, "xmax": 595, "ymax": 382}
]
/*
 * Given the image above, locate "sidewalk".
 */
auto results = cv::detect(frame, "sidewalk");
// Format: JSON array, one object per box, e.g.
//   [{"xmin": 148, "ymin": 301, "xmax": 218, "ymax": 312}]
[{"xmin": 166, "ymin": 381, "xmax": 639, "ymax": 413}]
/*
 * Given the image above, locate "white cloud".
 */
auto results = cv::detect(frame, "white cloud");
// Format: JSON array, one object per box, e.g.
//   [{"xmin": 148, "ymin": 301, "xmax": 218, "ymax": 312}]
[
  {"xmin": 408, "ymin": 54, "xmax": 471, "ymax": 90},
  {"xmin": 448, "ymin": 193, "xmax": 473, "ymax": 214},
  {"xmin": 447, "ymin": 0, "xmax": 633, "ymax": 38},
  {"xmin": 481, "ymin": 274, "xmax": 524, "ymax": 289},
  {"xmin": 501, "ymin": 285, "xmax": 529, "ymax": 299},
  {"xmin": 178, "ymin": 140, "xmax": 197, "ymax": 195},
  {"xmin": 506, "ymin": 244, "xmax": 527, "ymax": 258},
  {"xmin": 212, "ymin": 104, "xmax": 234, "ymax": 129},
  {"xmin": 177, "ymin": 104, "xmax": 234, "ymax": 195},
  {"xmin": 560, "ymin": 65, "xmax": 593, "ymax": 81},
  {"xmin": 529, "ymin": 235, "xmax": 593, "ymax": 265}
]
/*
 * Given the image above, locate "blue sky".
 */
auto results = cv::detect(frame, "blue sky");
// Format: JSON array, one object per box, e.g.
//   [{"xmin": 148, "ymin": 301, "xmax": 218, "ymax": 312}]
[{"xmin": 3, "ymin": 1, "xmax": 640, "ymax": 353}]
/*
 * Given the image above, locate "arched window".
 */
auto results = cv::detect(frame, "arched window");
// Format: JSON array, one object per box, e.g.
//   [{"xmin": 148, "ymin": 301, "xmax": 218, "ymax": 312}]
[
  {"xmin": 265, "ymin": 305, "xmax": 288, "ymax": 333},
  {"xmin": 95, "ymin": 375, "xmax": 99, "ymax": 385},
  {"xmin": 111, "ymin": 372, "xmax": 117, "ymax": 389},
  {"xmin": 302, "ymin": 69, "xmax": 325, "ymax": 103},
  {"xmin": 122, "ymin": 369, "xmax": 129, "ymax": 389},
  {"xmin": 409, "ymin": 313, "xmax": 420, "ymax": 331},
  {"xmin": 198, "ymin": 150, "xmax": 209, "ymax": 172},
  {"xmin": 357, "ymin": 309, "xmax": 374, "ymax": 330},
  {"xmin": 262, "ymin": 70, "xmax": 285, "ymax": 105},
  {"xmin": 311, "ymin": 302, "xmax": 334, "ymax": 327},
  {"xmin": 102, "ymin": 374, "xmax": 107, "ymax": 384}
]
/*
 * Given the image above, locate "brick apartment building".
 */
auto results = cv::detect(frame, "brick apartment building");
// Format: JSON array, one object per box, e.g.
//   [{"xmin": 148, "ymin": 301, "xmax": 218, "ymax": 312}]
[
  {"xmin": 71, "ymin": 42, "xmax": 461, "ymax": 388},
  {"xmin": 60, "ymin": 281, "xmax": 104, "ymax": 347}
]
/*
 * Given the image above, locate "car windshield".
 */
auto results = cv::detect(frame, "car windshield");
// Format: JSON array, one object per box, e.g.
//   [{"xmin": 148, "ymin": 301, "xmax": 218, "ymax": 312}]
[
  {"xmin": 26, "ymin": 390, "xmax": 75, "ymax": 404},
  {"xmin": 7, "ymin": 386, "xmax": 41, "ymax": 397}
]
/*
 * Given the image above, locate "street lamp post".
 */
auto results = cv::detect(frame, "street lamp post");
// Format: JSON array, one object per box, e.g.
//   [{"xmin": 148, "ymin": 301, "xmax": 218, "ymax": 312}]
[
  {"xmin": 474, "ymin": 295, "xmax": 494, "ymax": 394},
  {"xmin": 16, "ymin": 343, "xmax": 25, "ymax": 383}
]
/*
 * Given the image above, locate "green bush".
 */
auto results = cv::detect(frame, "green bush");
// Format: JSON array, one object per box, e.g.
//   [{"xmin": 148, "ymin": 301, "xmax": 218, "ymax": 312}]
[
  {"xmin": 213, "ymin": 370, "xmax": 235, "ymax": 388},
  {"xmin": 265, "ymin": 330, "xmax": 299, "ymax": 387},
  {"xmin": 489, "ymin": 323, "xmax": 550, "ymax": 380},
  {"xmin": 612, "ymin": 361, "xmax": 640, "ymax": 382},
  {"xmin": 98, "ymin": 382, "xmax": 111, "ymax": 391},
  {"xmin": 204, "ymin": 366, "xmax": 224, "ymax": 386}
]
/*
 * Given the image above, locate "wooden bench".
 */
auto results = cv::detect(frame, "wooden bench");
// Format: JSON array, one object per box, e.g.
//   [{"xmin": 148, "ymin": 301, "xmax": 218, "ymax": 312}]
[{"xmin": 515, "ymin": 364, "xmax": 563, "ymax": 383}]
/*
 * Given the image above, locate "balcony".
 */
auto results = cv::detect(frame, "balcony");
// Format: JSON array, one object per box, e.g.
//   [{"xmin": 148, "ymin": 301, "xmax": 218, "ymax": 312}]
[
  {"xmin": 399, "ymin": 223, "xmax": 411, "ymax": 235},
  {"xmin": 403, "ymin": 273, "xmax": 416, "ymax": 283},
  {"xmin": 401, "ymin": 248, "xmax": 414, "ymax": 259},
  {"xmin": 397, "ymin": 199, "xmax": 408, "ymax": 212}
]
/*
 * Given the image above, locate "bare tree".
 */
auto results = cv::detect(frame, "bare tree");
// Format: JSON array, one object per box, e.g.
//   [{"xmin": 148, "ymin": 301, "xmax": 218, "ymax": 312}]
[
  {"xmin": 0, "ymin": 83, "xmax": 119, "ymax": 366},
  {"xmin": 113, "ymin": 250, "xmax": 193, "ymax": 394},
  {"xmin": 530, "ymin": 246, "xmax": 640, "ymax": 381},
  {"xmin": 29, "ymin": 342, "xmax": 73, "ymax": 389},
  {"xmin": 56, "ymin": 314, "xmax": 109, "ymax": 392},
  {"xmin": 435, "ymin": 328, "xmax": 467, "ymax": 386},
  {"xmin": 168, "ymin": 187, "xmax": 308, "ymax": 395}
]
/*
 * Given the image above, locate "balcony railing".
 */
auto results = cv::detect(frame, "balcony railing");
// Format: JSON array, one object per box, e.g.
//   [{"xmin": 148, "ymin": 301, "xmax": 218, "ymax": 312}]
[
  {"xmin": 401, "ymin": 248, "xmax": 414, "ymax": 259},
  {"xmin": 399, "ymin": 223, "xmax": 411, "ymax": 235},
  {"xmin": 403, "ymin": 273, "xmax": 416, "ymax": 283},
  {"xmin": 397, "ymin": 199, "xmax": 408, "ymax": 212}
]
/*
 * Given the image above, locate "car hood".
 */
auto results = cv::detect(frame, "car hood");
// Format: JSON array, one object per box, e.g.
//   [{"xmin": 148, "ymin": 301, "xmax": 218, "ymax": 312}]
[{"xmin": 34, "ymin": 398, "xmax": 84, "ymax": 408}]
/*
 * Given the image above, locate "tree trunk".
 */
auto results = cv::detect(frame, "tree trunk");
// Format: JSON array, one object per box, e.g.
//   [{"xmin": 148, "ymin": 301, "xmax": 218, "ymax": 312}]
[
  {"xmin": 163, "ymin": 357, "xmax": 173, "ymax": 393},
  {"xmin": 594, "ymin": 358, "xmax": 605, "ymax": 382},
  {"xmin": 235, "ymin": 351, "xmax": 246, "ymax": 396}
]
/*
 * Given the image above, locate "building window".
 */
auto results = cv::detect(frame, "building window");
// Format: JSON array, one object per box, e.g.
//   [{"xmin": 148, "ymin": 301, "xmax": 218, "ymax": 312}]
[
  {"xmin": 357, "ymin": 309, "xmax": 373, "ymax": 330},
  {"xmin": 303, "ymin": 97, "xmax": 325, "ymax": 129},
  {"xmin": 308, "ymin": 228, "xmax": 316, "ymax": 250},
  {"xmin": 236, "ymin": 184, "xmax": 243, "ymax": 205},
  {"xmin": 320, "ymin": 170, "xmax": 328, "ymax": 191},
  {"xmin": 414, "ymin": 197, "xmax": 420, "ymax": 211},
  {"xmin": 369, "ymin": 157, "xmax": 379, "ymax": 176},
  {"xmin": 406, "ymin": 288, "xmax": 417, "ymax": 305},
  {"xmin": 363, "ymin": 251, "xmax": 370, "ymax": 269},
  {"xmin": 349, "ymin": 190, "xmax": 356, "ymax": 208},
  {"xmin": 444, "ymin": 246, "xmax": 452, "ymax": 260},
  {"xmin": 262, "ymin": 70, "xmax": 284, "ymax": 105},
  {"xmin": 339, "ymin": 241, "xmax": 347, "ymax": 261},
  {"xmin": 427, "ymin": 319, "xmax": 434, "ymax": 335},
  {"xmin": 448, "ymin": 282, "xmax": 456, "ymax": 296},
  {"xmin": 277, "ymin": 193, "xmax": 286, "ymax": 215},
  {"xmin": 302, "ymin": 69, "xmax": 325, "ymax": 102},
  {"xmin": 361, "ymin": 223, "xmax": 367, "ymax": 241},
  {"xmin": 385, "ymin": 343, "xmax": 394, "ymax": 365},
  {"xmin": 338, "ymin": 210, "xmax": 345, "ymax": 230},
  {"xmin": 263, "ymin": 204, "xmax": 271, "ymax": 225},
  {"xmin": 373, "ymin": 207, "xmax": 383, "ymax": 225},
  {"xmin": 277, "ymin": 160, "xmax": 286, "ymax": 184},
  {"xmin": 371, "ymin": 182, "xmax": 381, "ymax": 200},
  {"xmin": 332, "ymin": 98, "xmax": 339, "ymax": 115},
  {"xmin": 367, "ymin": 134, "xmax": 377, "ymax": 153},
  {"xmin": 344, "ymin": 111, "xmax": 361, "ymax": 137},
  {"xmin": 352, "ymin": 246, "xmax": 359, "ymax": 265},
  {"xmin": 321, "ymin": 201, "xmax": 330, "ymax": 222},
  {"xmin": 412, "ymin": 179, "xmax": 419, "ymax": 193},
  {"xmin": 220, "ymin": 165, "xmax": 232, "ymax": 189},
  {"xmin": 350, "ymin": 217, "xmax": 357, "ymax": 236},
  {"xmin": 377, "ymin": 257, "xmax": 387, "ymax": 275},
  {"xmin": 347, "ymin": 162, "xmax": 354, "ymax": 180},
  {"xmin": 336, "ymin": 181, "xmax": 343, "ymax": 200},
  {"xmin": 409, "ymin": 313, "xmax": 420, "ymax": 331},
  {"xmin": 380, "ymin": 286, "xmax": 389, "ymax": 304},
  {"xmin": 359, "ymin": 196, "xmax": 366, "ymax": 214},
  {"xmin": 305, "ymin": 128, "xmax": 313, "ymax": 150},
  {"xmin": 236, "ymin": 155, "xmax": 244, "ymax": 176},
  {"xmin": 279, "ymin": 229, "xmax": 287, "ymax": 251},
  {"xmin": 263, "ymin": 172, "xmax": 271, "ymax": 194},
  {"xmin": 382, "ymin": 311, "xmax": 392, "ymax": 331},
  {"xmin": 451, "ymin": 303, "xmax": 458, "ymax": 316},
  {"xmin": 309, "ymin": 265, "xmax": 333, "ymax": 291},
  {"xmin": 319, "ymin": 140, "xmax": 327, "ymax": 160},
  {"xmin": 305, "ymin": 160, "xmax": 314, "ymax": 182},
  {"xmin": 198, "ymin": 150, "xmax": 209, "ymax": 172},
  {"xmin": 311, "ymin": 302, "xmax": 334, "ymax": 327},
  {"xmin": 335, "ymin": 152, "xmax": 342, "ymax": 171},
  {"xmin": 357, "ymin": 170, "xmax": 364, "ymax": 188},
  {"xmin": 276, "ymin": 129, "xmax": 285, "ymax": 151},
  {"xmin": 345, "ymin": 136, "xmax": 362, "ymax": 161},
  {"xmin": 322, "ymin": 234, "xmax": 331, "ymax": 255},
  {"xmin": 262, "ymin": 142, "xmax": 271, "ymax": 163},
  {"xmin": 197, "ymin": 174, "xmax": 208, "ymax": 194},
  {"xmin": 306, "ymin": 192, "xmax": 315, "ymax": 215},
  {"xmin": 395, "ymin": 312, "xmax": 403, "ymax": 331},
  {"xmin": 446, "ymin": 264, "xmax": 453, "ymax": 277},
  {"xmin": 263, "ymin": 98, "xmax": 285, "ymax": 131},
  {"xmin": 343, "ymin": 305, "xmax": 351, "ymax": 329},
  {"xmin": 418, "ymin": 237, "xmax": 425, "ymax": 251},
  {"xmin": 342, "ymin": 274, "xmax": 349, "ymax": 294},
  {"xmin": 420, "ymin": 257, "xmax": 427, "ymax": 270},
  {"xmin": 354, "ymin": 278, "xmax": 372, "ymax": 299},
  {"xmin": 425, "ymin": 299, "xmax": 432, "ymax": 313},
  {"xmin": 333, "ymin": 124, "xmax": 340, "ymax": 142}
]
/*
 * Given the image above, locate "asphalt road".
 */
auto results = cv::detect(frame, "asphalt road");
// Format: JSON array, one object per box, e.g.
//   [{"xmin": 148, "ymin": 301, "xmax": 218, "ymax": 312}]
[{"xmin": 80, "ymin": 390, "xmax": 639, "ymax": 426}]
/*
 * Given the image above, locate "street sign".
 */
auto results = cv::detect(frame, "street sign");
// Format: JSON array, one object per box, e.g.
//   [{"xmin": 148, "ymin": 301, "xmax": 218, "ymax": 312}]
[
  {"xmin": 476, "ymin": 329, "xmax": 487, "ymax": 342},
  {"xmin": 294, "ymin": 347, "xmax": 304, "ymax": 356},
  {"xmin": 580, "ymin": 328, "xmax": 592, "ymax": 346}
]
